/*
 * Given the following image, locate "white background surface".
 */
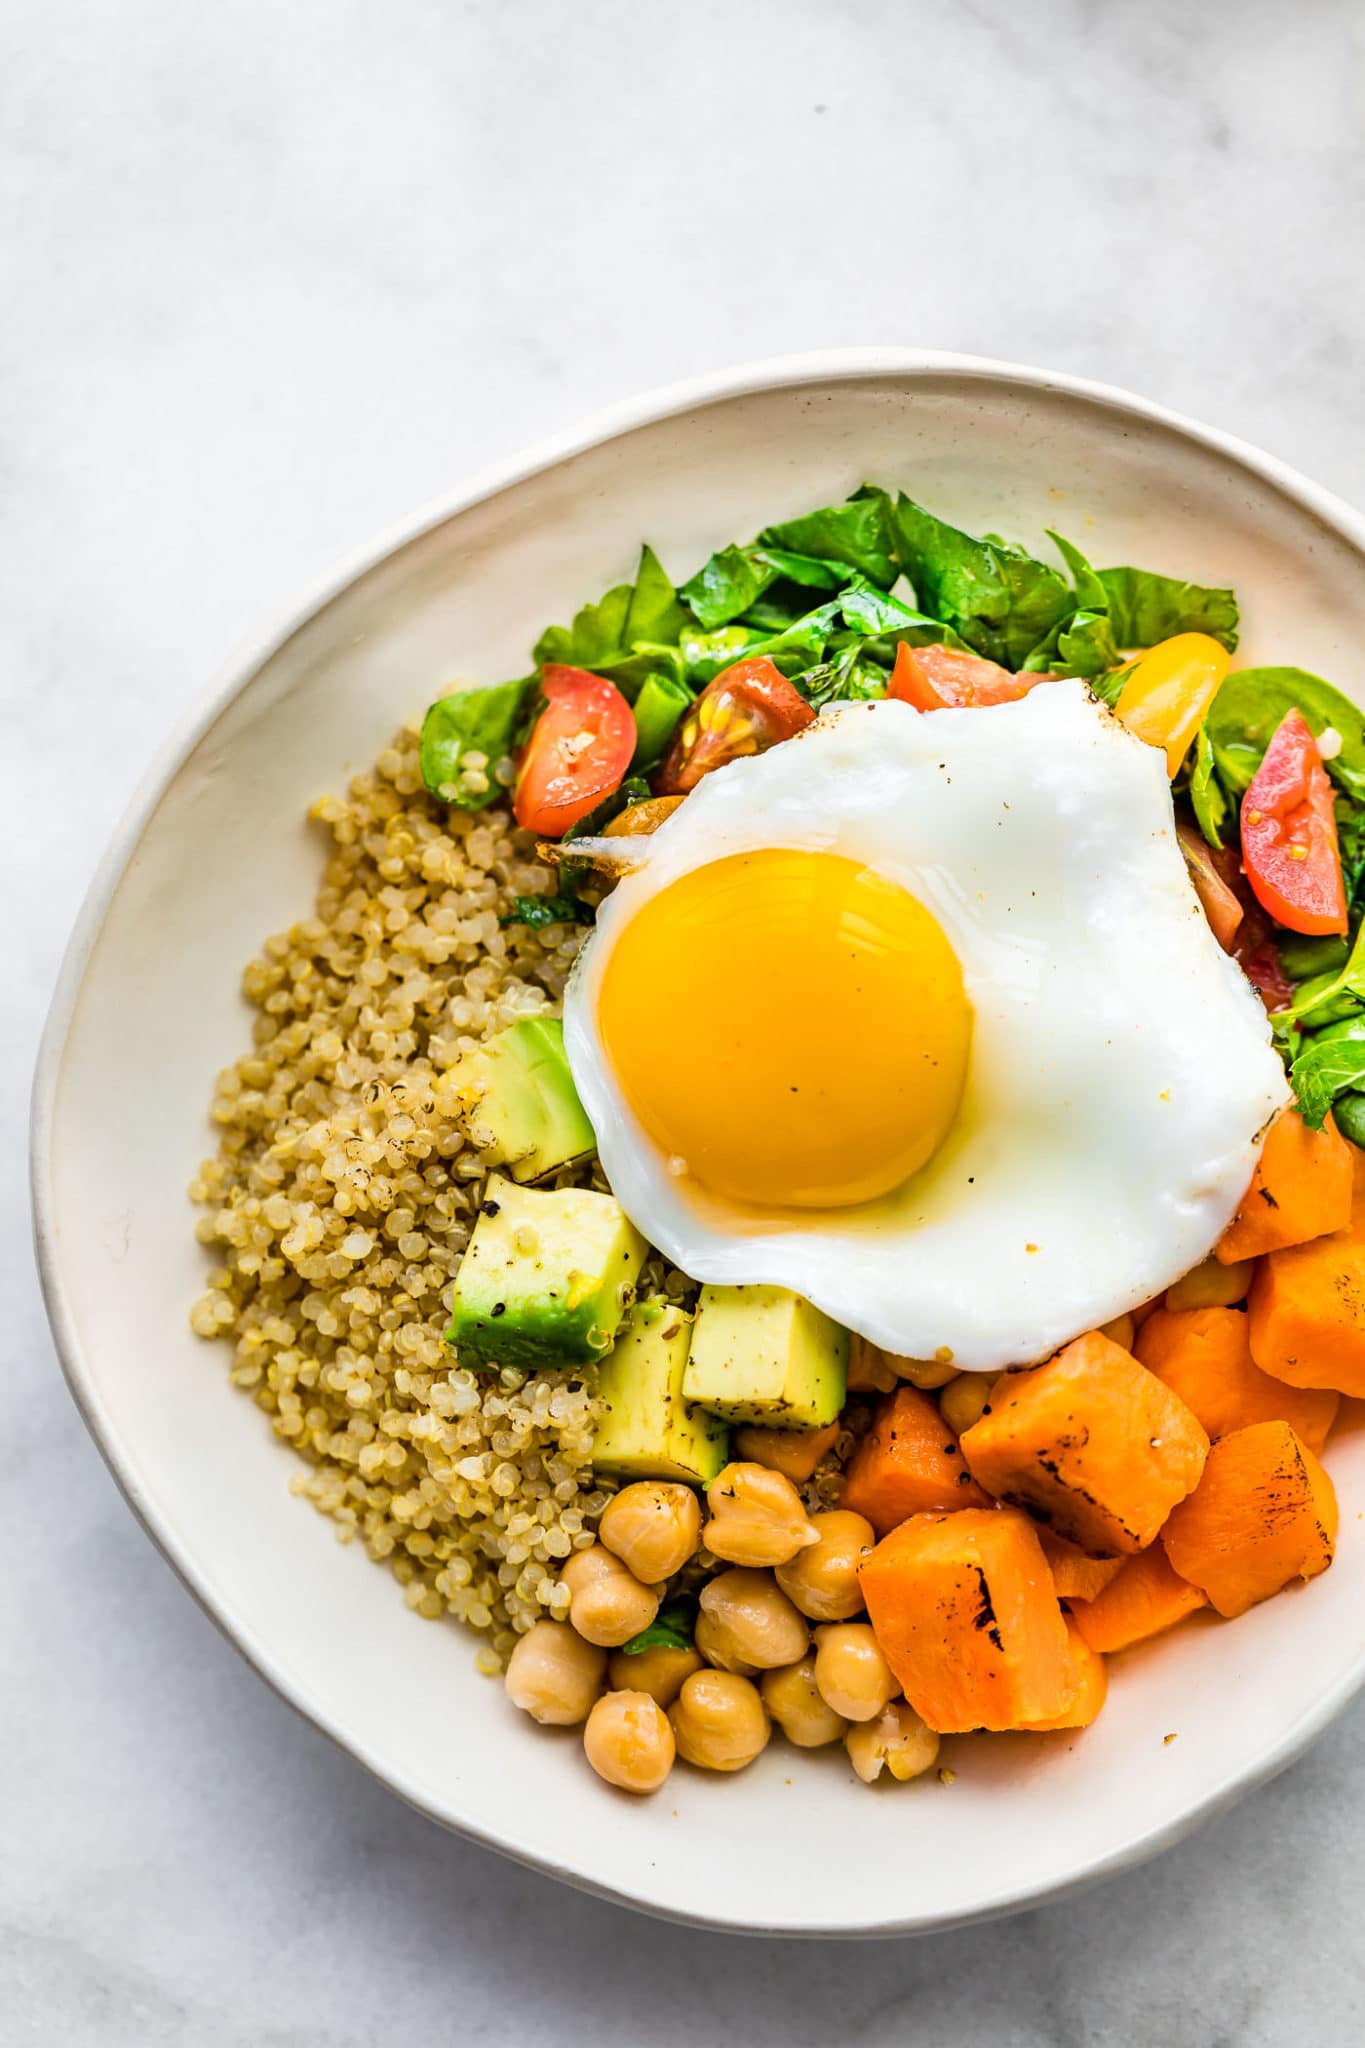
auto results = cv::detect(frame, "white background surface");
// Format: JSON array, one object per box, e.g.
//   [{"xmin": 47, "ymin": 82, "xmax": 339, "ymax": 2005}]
[{"xmin": 6, "ymin": 1, "xmax": 1365, "ymax": 2040}]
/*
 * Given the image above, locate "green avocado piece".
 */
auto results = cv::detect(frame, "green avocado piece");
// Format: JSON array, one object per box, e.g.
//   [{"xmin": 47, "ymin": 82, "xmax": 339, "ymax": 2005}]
[
  {"xmin": 592, "ymin": 1300, "xmax": 729, "ymax": 1485},
  {"xmin": 681, "ymin": 1283, "xmax": 848, "ymax": 1428},
  {"xmin": 447, "ymin": 1017, "xmax": 596, "ymax": 1183},
  {"xmin": 447, "ymin": 1176, "xmax": 646, "ymax": 1370}
]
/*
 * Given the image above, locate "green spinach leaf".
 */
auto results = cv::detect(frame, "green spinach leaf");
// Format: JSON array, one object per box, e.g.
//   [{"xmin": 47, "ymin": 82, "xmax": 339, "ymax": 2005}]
[
  {"xmin": 1290, "ymin": 1031, "xmax": 1365, "ymax": 1128},
  {"xmin": 419, "ymin": 678, "xmax": 530, "ymax": 809},
  {"xmin": 621, "ymin": 1602, "xmax": 696, "ymax": 1656},
  {"xmin": 624, "ymin": 544, "xmax": 688, "ymax": 646},
  {"xmin": 630, "ymin": 673, "xmax": 691, "ymax": 770},
  {"xmin": 1189, "ymin": 723, "xmax": 1229, "ymax": 849},
  {"xmin": 1205, "ymin": 667, "xmax": 1365, "ymax": 798},
  {"xmin": 890, "ymin": 495, "xmax": 1073, "ymax": 669},
  {"xmin": 1278, "ymin": 932, "xmax": 1351, "ymax": 983},
  {"xmin": 759, "ymin": 487, "xmax": 898, "ymax": 588},
  {"xmin": 500, "ymin": 892, "xmax": 595, "ymax": 931},
  {"xmin": 1097, "ymin": 565, "xmax": 1239, "ymax": 654},
  {"xmin": 535, "ymin": 545, "xmax": 688, "ymax": 666},
  {"xmin": 1331, "ymin": 1091, "xmax": 1365, "ymax": 1148},
  {"xmin": 680, "ymin": 544, "xmax": 849, "ymax": 630}
]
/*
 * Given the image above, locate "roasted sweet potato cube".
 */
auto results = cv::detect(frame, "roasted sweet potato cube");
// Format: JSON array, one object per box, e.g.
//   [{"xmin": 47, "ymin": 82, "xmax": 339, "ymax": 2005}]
[
  {"xmin": 1021, "ymin": 1617, "xmax": 1108, "ymax": 1731},
  {"xmin": 1070, "ymin": 1543, "xmax": 1208, "ymax": 1653},
  {"xmin": 959, "ymin": 1331, "xmax": 1209, "ymax": 1557},
  {"xmin": 1161, "ymin": 1420, "xmax": 1338, "ymax": 1618},
  {"xmin": 858, "ymin": 1507, "xmax": 1073, "ymax": 1732},
  {"xmin": 1248, "ymin": 1169, "xmax": 1365, "ymax": 1396},
  {"xmin": 1137, "ymin": 1305, "xmax": 1338, "ymax": 1451},
  {"xmin": 1037, "ymin": 1529, "xmax": 1125, "ymax": 1603},
  {"xmin": 1216, "ymin": 1107, "xmax": 1352, "ymax": 1263},
  {"xmin": 839, "ymin": 1384, "xmax": 989, "ymax": 1536}
]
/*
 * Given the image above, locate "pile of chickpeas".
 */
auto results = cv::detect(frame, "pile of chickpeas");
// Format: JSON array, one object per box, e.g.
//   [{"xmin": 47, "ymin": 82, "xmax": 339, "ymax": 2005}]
[{"xmin": 503, "ymin": 1451, "xmax": 942, "ymax": 1796}]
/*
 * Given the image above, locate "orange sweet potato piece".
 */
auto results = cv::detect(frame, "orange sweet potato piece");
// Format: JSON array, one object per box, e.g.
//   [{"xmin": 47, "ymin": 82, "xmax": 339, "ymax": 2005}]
[
  {"xmin": 1136, "ymin": 1305, "xmax": 1338, "ymax": 1452},
  {"xmin": 1038, "ymin": 1529, "xmax": 1125, "ymax": 1603},
  {"xmin": 858, "ymin": 1508, "xmax": 1073, "ymax": 1732},
  {"xmin": 1248, "ymin": 1167, "xmax": 1365, "ymax": 1395},
  {"xmin": 1022, "ymin": 1617, "xmax": 1108, "ymax": 1731},
  {"xmin": 1070, "ymin": 1544, "xmax": 1208, "ymax": 1653},
  {"xmin": 733, "ymin": 1421, "xmax": 841, "ymax": 1483},
  {"xmin": 960, "ymin": 1332, "xmax": 1209, "ymax": 1557},
  {"xmin": 1216, "ymin": 1107, "xmax": 1352, "ymax": 1263},
  {"xmin": 839, "ymin": 1384, "xmax": 989, "ymax": 1537},
  {"xmin": 1161, "ymin": 1420, "xmax": 1338, "ymax": 1618}
]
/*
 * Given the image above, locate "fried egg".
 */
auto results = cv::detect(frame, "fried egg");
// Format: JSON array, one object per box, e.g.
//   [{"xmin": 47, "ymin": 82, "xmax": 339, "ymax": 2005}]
[{"xmin": 562, "ymin": 681, "xmax": 1289, "ymax": 1371}]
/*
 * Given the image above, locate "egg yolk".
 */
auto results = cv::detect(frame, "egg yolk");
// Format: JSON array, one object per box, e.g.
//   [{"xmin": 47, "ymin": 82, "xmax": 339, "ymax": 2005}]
[{"xmin": 597, "ymin": 848, "xmax": 972, "ymax": 1209}]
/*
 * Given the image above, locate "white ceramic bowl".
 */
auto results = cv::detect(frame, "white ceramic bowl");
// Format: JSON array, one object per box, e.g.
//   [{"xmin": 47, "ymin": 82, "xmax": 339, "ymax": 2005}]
[{"xmin": 33, "ymin": 351, "xmax": 1365, "ymax": 1936}]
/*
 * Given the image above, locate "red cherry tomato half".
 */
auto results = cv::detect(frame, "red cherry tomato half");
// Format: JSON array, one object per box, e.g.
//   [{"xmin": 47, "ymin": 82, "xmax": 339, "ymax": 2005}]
[
  {"xmin": 655, "ymin": 657, "xmax": 814, "ymax": 796},
  {"xmin": 888, "ymin": 641, "xmax": 1047, "ymax": 711},
  {"xmin": 513, "ymin": 665, "xmax": 636, "ymax": 837},
  {"xmin": 1240, "ymin": 708, "xmax": 1347, "ymax": 936}
]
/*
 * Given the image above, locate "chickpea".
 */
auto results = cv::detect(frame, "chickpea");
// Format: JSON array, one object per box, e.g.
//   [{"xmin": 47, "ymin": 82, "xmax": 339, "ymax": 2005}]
[
  {"xmin": 775, "ymin": 1510, "xmax": 873, "ymax": 1622},
  {"xmin": 608, "ymin": 1642, "xmax": 702, "ymax": 1709},
  {"xmin": 733, "ymin": 1422, "xmax": 841, "ymax": 1484},
  {"xmin": 1098, "ymin": 1311, "xmax": 1137, "ymax": 1350},
  {"xmin": 845, "ymin": 1700, "xmax": 941, "ymax": 1785},
  {"xmin": 504, "ymin": 1620, "xmax": 606, "ymax": 1726},
  {"xmin": 813, "ymin": 1622, "xmax": 898, "ymax": 1722},
  {"xmin": 847, "ymin": 1334, "xmax": 899, "ymax": 1393},
  {"xmin": 890, "ymin": 1352, "xmax": 960, "ymax": 1391},
  {"xmin": 703, "ymin": 1463, "xmax": 818, "ymax": 1568},
  {"xmin": 761, "ymin": 1655, "xmax": 848, "ymax": 1748},
  {"xmin": 1166, "ymin": 1255, "xmax": 1255, "ymax": 1313},
  {"xmin": 669, "ymin": 1669, "xmax": 770, "ymax": 1772},
  {"xmin": 599, "ymin": 1481, "xmax": 702, "ymax": 1584},
  {"xmin": 939, "ymin": 1373, "xmax": 996, "ymax": 1438},
  {"xmin": 583, "ymin": 1689, "xmax": 676, "ymax": 1794},
  {"xmin": 698, "ymin": 1568, "xmax": 809, "ymax": 1670},
  {"xmin": 694, "ymin": 1610, "xmax": 756, "ymax": 1675},
  {"xmin": 559, "ymin": 1542, "xmax": 660, "ymax": 1648}
]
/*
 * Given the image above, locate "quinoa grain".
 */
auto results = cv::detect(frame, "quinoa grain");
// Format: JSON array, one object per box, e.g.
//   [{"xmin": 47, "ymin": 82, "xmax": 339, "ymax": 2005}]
[{"xmin": 189, "ymin": 727, "xmax": 616, "ymax": 1660}]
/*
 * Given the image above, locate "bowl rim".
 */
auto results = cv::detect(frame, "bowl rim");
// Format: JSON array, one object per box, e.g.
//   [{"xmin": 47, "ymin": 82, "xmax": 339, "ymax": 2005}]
[{"xmin": 30, "ymin": 345, "xmax": 1365, "ymax": 1937}]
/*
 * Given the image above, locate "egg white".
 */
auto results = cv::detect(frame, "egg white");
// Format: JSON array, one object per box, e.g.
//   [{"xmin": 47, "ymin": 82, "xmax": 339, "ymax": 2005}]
[{"xmin": 563, "ymin": 682, "xmax": 1289, "ymax": 1371}]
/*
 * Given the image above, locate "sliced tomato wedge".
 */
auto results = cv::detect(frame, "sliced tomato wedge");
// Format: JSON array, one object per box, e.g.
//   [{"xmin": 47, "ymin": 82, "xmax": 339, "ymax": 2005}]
[
  {"xmin": 1240, "ymin": 708, "xmax": 1347, "ymax": 936},
  {"xmin": 655, "ymin": 657, "xmax": 814, "ymax": 795},
  {"xmin": 1176, "ymin": 817, "xmax": 1244, "ymax": 952},
  {"xmin": 888, "ymin": 640, "xmax": 1048, "ymax": 711},
  {"xmin": 513, "ymin": 665, "xmax": 636, "ymax": 838}
]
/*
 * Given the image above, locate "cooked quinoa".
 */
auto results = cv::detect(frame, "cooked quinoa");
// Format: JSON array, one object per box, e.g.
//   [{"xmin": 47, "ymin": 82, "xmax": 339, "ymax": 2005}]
[{"xmin": 190, "ymin": 721, "xmax": 640, "ymax": 1668}]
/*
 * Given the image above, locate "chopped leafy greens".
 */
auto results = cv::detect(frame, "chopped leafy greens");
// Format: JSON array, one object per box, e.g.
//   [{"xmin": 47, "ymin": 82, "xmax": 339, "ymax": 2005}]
[
  {"xmin": 419, "ymin": 678, "xmax": 530, "ymax": 810},
  {"xmin": 1189, "ymin": 724, "xmax": 1228, "ymax": 849},
  {"xmin": 1205, "ymin": 668, "xmax": 1365, "ymax": 800},
  {"xmin": 1290, "ymin": 1032, "xmax": 1365, "ymax": 1129},
  {"xmin": 891, "ymin": 495, "xmax": 1073, "ymax": 669},
  {"xmin": 1330, "ymin": 1091, "xmax": 1365, "ymax": 1148},
  {"xmin": 500, "ymin": 892, "xmax": 594, "ymax": 931},
  {"xmin": 621, "ymin": 1602, "xmax": 696, "ymax": 1657},
  {"xmin": 629, "ymin": 673, "xmax": 691, "ymax": 770},
  {"xmin": 1096, "ymin": 565, "xmax": 1239, "ymax": 655},
  {"xmin": 680, "ymin": 543, "xmax": 850, "ymax": 630},
  {"xmin": 759, "ymin": 488, "xmax": 899, "ymax": 588}
]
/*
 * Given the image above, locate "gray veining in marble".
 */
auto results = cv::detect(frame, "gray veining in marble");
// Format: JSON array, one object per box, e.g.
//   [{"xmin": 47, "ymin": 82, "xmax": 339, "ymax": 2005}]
[{"xmin": 6, "ymin": 0, "xmax": 1365, "ymax": 2040}]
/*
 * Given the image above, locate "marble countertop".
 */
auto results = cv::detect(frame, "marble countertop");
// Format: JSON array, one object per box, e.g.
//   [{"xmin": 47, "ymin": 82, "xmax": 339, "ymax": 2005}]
[{"xmin": 7, "ymin": 0, "xmax": 1365, "ymax": 2039}]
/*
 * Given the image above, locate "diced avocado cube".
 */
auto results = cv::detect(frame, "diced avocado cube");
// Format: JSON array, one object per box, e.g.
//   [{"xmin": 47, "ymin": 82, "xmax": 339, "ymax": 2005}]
[
  {"xmin": 593, "ymin": 1300, "xmax": 729, "ymax": 1486},
  {"xmin": 681, "ymin": 1283, "xmax": 848, "ymax": 1428},
  {"xmin": 447, "ymin": 1176, "xmax": 646, "ymax": 1370},
  {"xmin": 446, "ymin": 1017, "xmax": 596, "ymax": 1183}
]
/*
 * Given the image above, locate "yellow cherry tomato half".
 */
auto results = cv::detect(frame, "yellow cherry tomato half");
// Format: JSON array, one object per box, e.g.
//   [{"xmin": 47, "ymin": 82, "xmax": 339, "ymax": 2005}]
[{"xmin": 1113, "ymin": 633, "xmax": 1231, "ymax": 777}]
